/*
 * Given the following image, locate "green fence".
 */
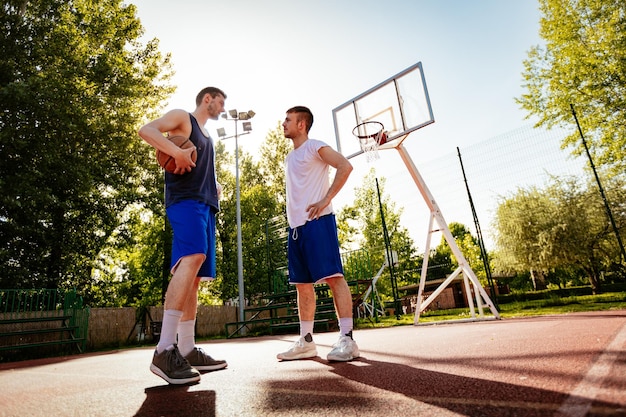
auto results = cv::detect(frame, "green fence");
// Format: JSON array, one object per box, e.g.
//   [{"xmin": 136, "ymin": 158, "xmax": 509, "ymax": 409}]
[{"xmin": 0, "ymin": 288, "xmax": 90, "ymax": 356}]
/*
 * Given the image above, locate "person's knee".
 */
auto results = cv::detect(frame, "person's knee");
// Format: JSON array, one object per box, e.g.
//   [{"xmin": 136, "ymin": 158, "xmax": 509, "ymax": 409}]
[
  {"xmin": 325, "ymin": 275, "xmax": 346, "ymax": 289},
  {"xmin": 181, "ymin": 253, "xmax": 205, "ymax": 269}
]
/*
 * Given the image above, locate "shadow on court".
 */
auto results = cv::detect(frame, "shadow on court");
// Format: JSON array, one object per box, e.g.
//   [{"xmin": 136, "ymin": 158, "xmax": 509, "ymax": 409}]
[
  {"xmin": 2, "ymin": 311, "xmax": 626, "ymax": 417},
  {"xmin": 262, "ymin": 356, "xmax": 624, "ymax": 417},
  {"xmin": 134, "ymin": 385, "xmax": 215, "ymax": 417}
]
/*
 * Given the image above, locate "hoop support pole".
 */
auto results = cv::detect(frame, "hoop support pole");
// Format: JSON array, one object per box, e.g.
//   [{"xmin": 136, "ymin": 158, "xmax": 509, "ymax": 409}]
[{"xmin": 394, "ymin": 144, "xmax": 500, "ymax": 323}]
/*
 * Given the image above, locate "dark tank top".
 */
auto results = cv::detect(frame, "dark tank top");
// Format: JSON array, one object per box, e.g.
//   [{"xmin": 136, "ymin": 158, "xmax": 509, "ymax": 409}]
[{"xmin": 164, "ymin": 114, "xmax": 219, "ymax": 211}]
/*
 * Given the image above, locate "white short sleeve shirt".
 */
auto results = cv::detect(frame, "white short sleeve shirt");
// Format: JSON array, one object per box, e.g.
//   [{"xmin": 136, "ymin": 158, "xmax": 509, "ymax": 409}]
[{"xmin": 285, "ymin": 139, "xmax": 333, "ymax": 228}]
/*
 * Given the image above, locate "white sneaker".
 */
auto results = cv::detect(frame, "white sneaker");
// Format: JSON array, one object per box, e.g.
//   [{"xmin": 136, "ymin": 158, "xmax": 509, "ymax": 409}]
[
  {"xmin": 327, "ymin": 332, "xmax": 360, "ymax": 362},
  {"xmin": 277, "ymin": 333, "xmax": 317, "ymax": 361}
]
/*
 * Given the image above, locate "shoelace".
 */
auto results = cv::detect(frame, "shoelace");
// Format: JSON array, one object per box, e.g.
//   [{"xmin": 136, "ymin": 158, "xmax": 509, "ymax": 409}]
[
  {"xmin": 292, "ymin": 339, "xmax": 306, "ymax": 349},
  {"xmin": 169, "ymin": 347, "xmax": 189, "ymax": 368},
  {"xmin": 193, "ymin": 348, "xmax": 214, "ymax": 363},
  {"xmin": 334, "ymin": 337, "xmax": 351, "ymax": 349}
]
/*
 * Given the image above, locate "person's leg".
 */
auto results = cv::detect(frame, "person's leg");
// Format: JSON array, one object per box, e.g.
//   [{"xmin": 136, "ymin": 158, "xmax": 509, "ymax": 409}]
[
  {"xmin": 296, "ymin": 284, "xmax": 316, "ymax": 320},
  {"xmin": 277, "ymin": 282, "xmax": 318, "ymax": 360},
  {"xmin": 277, "ymin": 224, "xmax": 318, "ymax": 361},
  {"xmin": 305, "ymin": 215, "xmax": 359, "ymax": 362},
  {"xmin": 151, "ymin": 201, "xmax": 209, "ymax": 384},
  {"xmin": 181, "ymin": 278, "xmax": 200, "ymax": 321},
  {"xmin": 325, "ymin": 276, "xmax": 353, "ymax": 336},
  {"xmin": 157, "ymin": 254, "xmax": 204, "ymax": 353},
  {"xmin": 178, "ymin": 278, "xmax": 228, "ymax": 371},
  {"xmin": 177, "ymin": 278, "xmax": 200, "ymax": 356},
  {"xmin": 150, "ymin": 254, "xmax": 204, "ymax": 384},
  {"xmin": 178, "ymin": 205, "xmax": 228, "ymax": 371},
  {"xmin": 326, "ymin": 275, "xmax": 360, "ymax": 362},
  {"xmin": 159, "ymin": 201, "xmax": 210, "ymax": 352},
  {"xmin": 296, "ymin": 282, "xmax": 316, "ymax": 334}
]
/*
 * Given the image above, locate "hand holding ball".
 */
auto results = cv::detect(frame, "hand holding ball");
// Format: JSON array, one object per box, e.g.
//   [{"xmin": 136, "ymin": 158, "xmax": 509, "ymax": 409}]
[{"xmin": 156, "ymin": 135, "xmax": 197, "ymax": 174}]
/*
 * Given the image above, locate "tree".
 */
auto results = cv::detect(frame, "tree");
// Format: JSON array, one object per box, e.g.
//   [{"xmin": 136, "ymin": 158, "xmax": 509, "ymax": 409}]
[
  {"xmin": 338, "ymin": 169, "xmax": 419, "ymax": 300},
  {"xmin": 0, "ymin": 0, "xmax": 174, "ymax": 296},
  {"xmin": 258, "ymin": 122, "xmax": 290, "ymax": 214},
  {"xmin": 432, "ymin": 222, "xmax": 487, "ymax": 285},
  {"xmin": 517, "ymin": 0, "xmax": 626, "ymax": 175},
  {"xmin": 493, "ymin": 175, "xmax": 626, "ymax": 293},
  {"xmin": 91, "ymin": 209, "xmax": 166, "ymax": 308},
  {"xmin": 215, "ymin": 125, "xmax": 290, "ymax": 303}
]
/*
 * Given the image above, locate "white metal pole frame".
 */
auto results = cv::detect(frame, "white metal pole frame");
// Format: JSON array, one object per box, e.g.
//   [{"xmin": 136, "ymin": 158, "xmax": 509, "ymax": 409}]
[
  {"xmin": 218, "ymin": 110, "xmax": 255, "ymax": 332},
  {"xmin": 394, "ymin": 144, "xmax": 500, "ymax": 324}
]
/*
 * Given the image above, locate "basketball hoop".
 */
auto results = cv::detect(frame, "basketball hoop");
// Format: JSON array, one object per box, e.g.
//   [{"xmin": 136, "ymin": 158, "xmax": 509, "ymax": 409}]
[{"xmin": 352, "ymin": 121, "xmax": 388, "ymax": 162}]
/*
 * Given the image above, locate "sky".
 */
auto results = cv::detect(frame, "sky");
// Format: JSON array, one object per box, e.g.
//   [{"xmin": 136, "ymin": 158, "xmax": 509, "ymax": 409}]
[{"xmin": 130, "ymin": 0, "xmax": 545, "ymax": 249}]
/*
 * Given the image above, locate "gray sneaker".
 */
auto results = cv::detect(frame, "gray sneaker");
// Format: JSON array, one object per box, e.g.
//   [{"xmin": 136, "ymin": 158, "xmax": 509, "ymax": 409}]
[
  {"xmin": 150, "ymin": 344, "xmax": 201, "ymax": 384},
  {"xmin": 327, "ymin": 332, "xmax": 360, "ymax": 362},
  {"xmin": 185, "ymin": 347, "xmax": 228, "ymax": 371},
  {"xmin": 277, "ymin": 333, "xmax": 318, "ymax": 361}
]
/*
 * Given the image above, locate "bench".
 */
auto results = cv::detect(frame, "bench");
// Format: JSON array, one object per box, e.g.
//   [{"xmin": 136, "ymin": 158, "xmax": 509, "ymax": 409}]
[
  {"xmin": 0, "ymin": 289, "xmax": 89, "ymax": 360},
  {"xmin": 225, "ymin": 317, "xmax": 276, "ymax": 338},
  {"xmin": 225, "ymin": 279, "xmax": 372, "ymax": 338},
  {"xmin": 269, "ymin": 318, "xmax": 332, "ymax": 334}
]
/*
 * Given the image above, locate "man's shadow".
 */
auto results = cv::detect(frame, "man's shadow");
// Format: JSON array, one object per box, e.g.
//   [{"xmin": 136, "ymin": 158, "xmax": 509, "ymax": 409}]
[
  {"xmin": 134, "ymin": 384, "xmax": 215, "ymax": 417},
  {"xmin": 263, "ymin": 356, "xmax": 624, "ymax": 416}
]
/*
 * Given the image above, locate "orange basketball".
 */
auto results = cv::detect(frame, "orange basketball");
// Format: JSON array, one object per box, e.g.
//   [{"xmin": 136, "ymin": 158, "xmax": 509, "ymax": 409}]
[{"xmin": 155, "ymin": 135, "xmax": 197, "ymax": 174}]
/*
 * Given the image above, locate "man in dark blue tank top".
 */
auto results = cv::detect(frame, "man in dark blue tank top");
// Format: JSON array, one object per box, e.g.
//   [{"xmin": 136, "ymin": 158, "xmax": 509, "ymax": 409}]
[{"xmin": 138, "ymin": 87, "xmax": 228, "ymax": 384}]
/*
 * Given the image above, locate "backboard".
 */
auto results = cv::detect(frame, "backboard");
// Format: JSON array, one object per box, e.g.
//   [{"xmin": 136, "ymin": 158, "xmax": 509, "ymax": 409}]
[{"xmin": 332, "ymin": 61, "xmax": 434, "ymax": 159}]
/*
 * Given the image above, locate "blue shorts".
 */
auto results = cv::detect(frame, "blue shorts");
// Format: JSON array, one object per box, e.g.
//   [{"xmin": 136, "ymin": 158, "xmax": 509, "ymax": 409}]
[
  {"xmin": 166, "ymin": 200, "xmax": 216, "ymax": 281},
  {"xmin": 287, "ymin": 214, "xmax": 343, "ymax": 284}
]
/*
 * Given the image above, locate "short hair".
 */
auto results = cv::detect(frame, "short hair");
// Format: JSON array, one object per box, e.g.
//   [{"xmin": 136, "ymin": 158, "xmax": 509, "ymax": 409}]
[
  {"xmin": 287, "ymin": 106, "xmax": 314, "ymax": 132},
  {"xmin": 196, "ymin": 87, "xmax": 227, "ymax": 106}
]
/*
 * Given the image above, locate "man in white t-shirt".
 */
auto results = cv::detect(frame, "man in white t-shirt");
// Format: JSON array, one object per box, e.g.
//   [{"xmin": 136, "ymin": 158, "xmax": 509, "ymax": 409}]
[{"xmin": 277, "ymin": 106, "xmax": 360, "ymax": 362}]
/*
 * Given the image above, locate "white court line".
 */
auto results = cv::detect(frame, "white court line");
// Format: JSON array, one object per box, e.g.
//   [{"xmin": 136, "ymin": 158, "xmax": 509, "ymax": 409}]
[{"xmin": 555, "ymin": 320, "xmax": 626, "ymax": 417}]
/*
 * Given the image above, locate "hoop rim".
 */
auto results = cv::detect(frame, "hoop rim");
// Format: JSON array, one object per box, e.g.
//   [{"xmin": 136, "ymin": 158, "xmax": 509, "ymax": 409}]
[{"xmin": 352, "ymin": 121, "xmax": 384, "ymax": 140}]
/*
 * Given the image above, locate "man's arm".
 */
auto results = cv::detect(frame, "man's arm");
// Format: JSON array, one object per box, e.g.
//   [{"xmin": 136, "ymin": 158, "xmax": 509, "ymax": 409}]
[
  {"xmin": 138, "ymin": 109, "xmax": 196, "ymax": 174},
  {"xmin": 306, "ymin": 146, "xmax": 353, "ymax": 220}
]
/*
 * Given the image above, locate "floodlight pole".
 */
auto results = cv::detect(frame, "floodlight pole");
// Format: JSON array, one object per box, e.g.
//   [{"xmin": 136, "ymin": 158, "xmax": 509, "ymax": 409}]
[{"xmin": 219, "ymin": 110, "xmax": 255, "ymax": 332}]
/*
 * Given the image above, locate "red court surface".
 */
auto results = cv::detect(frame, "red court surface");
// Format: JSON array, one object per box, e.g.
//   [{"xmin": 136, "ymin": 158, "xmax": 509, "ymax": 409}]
[{"xmin": 1, "ymin": 310, "xmax": 625, "ymax": 417}]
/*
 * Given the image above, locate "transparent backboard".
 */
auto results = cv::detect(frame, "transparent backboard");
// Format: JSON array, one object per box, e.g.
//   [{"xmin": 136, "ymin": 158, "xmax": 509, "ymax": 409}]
[{"xmin": 332, "ymin": 61, "xmax": 435, "ymax": 159}]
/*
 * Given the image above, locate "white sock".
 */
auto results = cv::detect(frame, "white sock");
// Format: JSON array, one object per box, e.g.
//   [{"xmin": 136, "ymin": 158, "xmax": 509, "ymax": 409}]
[
  {"xmin": 339, "ymin": 318, "xmax": 353, "ymax": 337},
  {"xmin": 177, "ymin": 320, "xmax": 196, "ymax": 357},
  {"xmin": 156, "ymin": 309, "xmax": 183, "ymax": 353},
  {"xmin": 300, "ymin": 321, "xmax": 314, "ymax": 338}
]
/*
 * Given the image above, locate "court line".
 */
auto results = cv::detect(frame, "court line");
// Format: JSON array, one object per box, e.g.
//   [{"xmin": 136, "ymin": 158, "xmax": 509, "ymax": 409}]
[{"xmin": 555, "ymin": 320, "xmax": 626, "ymax": 417}]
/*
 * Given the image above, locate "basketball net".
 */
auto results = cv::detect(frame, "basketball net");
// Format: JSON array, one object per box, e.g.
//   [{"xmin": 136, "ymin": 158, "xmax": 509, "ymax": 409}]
[
  {"xmin": 359, "ymin": 135, "xmax": 381, "ymax": 162},
  {"xmin": 353, "ymin": 121, "xmax": 386, "ymax": 163}
]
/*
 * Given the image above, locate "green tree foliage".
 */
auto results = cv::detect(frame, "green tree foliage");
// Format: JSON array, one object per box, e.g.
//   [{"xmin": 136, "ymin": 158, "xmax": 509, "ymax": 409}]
[
  {"xmin": 0, "ymin": 0, "xmax": 173, "ymax": 295},
  {"xmin": 338, "ymin": 169, "xmax": 419, "ymax": 300},
  {"xmin": 215, "ymin": 125, "xmax": 290, "ymax": 302},
  {"xmin": 493, "ymin": 175, "xmax": 626, "ymax": 293},
  {"xmin": 258, "ymin": 122, "xmax": 289, "ymax": 213},
  {"xmin": 91, "ymin": 209, "xmax": 166, "ymax": 307},
  {"xmin": 517, "ymin": 0, "xmax": 626, "ymax": 174},
  {"xmin": 431, "ymin": 222, "xmax": 487, "ymax": 285}
]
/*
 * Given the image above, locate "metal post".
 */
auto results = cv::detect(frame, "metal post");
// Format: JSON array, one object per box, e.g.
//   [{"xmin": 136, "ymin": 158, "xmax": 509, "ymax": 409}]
[
  {"xmin": 234, "ymin": 122, "xmax": 245, "ymax": 325},
  {"xmin": 571, "ymin": 104, "xmax": 626, "ymax": 264},
  {"xmin": 457, "ymin": 147, "xmax": 498, "ymax": 309},
  {"xmin": 218, "ymin": 110, "xmax": 254, "ymax": 335},
  {"xmin": 375, "ymin": 178, "xmax": 401, "ymax": 319}
]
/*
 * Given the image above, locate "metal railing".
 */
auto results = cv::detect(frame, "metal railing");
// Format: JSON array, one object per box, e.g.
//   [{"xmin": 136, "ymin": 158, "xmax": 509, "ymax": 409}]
[{"xmin": 0, "ymin": 288, "xmax": 90, "ymax": 353}]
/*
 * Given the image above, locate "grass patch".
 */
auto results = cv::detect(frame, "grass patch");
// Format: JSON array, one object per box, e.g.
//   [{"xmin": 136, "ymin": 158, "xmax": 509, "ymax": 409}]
[{"xmin": 355, "ymin": 288, "xmax": 626, "ymax": 328}]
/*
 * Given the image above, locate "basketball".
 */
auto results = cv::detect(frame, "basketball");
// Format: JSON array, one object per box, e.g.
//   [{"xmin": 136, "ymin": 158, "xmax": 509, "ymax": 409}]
[{"xmin": 155, "ymin": 135, "xmax": 197, "ymax": 174}]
